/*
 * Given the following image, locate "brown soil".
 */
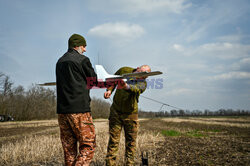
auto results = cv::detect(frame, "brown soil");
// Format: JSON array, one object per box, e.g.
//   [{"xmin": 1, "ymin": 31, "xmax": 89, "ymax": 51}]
[{"xmin": 140, "ymin": 118, "xmax": 250, "ymax": 166}]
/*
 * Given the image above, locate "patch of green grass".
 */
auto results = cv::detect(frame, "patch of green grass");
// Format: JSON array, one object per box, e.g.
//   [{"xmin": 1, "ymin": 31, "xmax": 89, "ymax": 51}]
[
  {"xmin": 207, "ymin": 129, "xmax": 220, "ymax": 132},
  {"xmin": 161, "ymin": 129, "xmax": 210, "ymax": 137},
  {"xmin": 186, "ymin": 130, "xmax": 206, "ymax": 137},
  {"xmin": 161, "ymin": 130, "xmax": 181, "ymax": 136}
]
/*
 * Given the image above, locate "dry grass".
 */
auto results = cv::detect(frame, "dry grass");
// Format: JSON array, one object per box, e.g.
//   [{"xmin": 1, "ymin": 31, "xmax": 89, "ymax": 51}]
[
  {"xmin": 0, "ymin": 120, "xmax": 58, "ymax": 128},
  {"xmin": 162, "ymin": 117, "xmax": 250, "ymax": 128},
  {"xmin": 0, "ymin": 119, "xmax": 164, "ymax": 166},
  {"xmin": 0, "ymin": 135, "xmax": 63, "ymax": 166},
  {"xmin": 0, "ymin": 117, "xmax": 249, "ymax": 165},
  {"xmin": 93, "ymin": 121, "xmax": 164, "ymax": 165}
]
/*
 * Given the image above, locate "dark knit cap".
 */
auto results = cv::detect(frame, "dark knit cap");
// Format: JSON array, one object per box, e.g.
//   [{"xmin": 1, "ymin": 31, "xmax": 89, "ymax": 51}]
[{"xmin": 68, "ymin": 34, "xmax": 87, "ymax": 48}]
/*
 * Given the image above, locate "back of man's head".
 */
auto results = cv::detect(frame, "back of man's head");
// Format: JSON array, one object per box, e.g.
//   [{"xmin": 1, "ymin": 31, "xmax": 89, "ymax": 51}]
[{"xmin": 68, "ymin": 34, "xmax": 87, "ymax": 49}]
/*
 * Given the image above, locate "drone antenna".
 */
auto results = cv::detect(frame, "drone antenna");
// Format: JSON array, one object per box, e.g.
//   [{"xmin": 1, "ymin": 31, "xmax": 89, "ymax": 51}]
[
  {"xmin": 98, "ymin": 51, "xmax": 100, "ymax": 65},
  {"xmin": 140, "ymin": 95, "xmax": 183, "ymax": 110}
]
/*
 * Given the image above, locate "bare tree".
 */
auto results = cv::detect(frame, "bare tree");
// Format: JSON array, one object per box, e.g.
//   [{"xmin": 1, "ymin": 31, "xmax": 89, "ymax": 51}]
[
  {"xmin": 91, "ymin": 97, "xmax": 111, "ymax": 119},
  {"xmin": 3, "ymin": 76, "xmax": 13, "ymax": 97}
]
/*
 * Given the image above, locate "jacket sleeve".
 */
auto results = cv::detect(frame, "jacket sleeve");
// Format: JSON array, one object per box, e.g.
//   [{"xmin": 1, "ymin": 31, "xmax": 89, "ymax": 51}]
[
  {"xmin": 126, "ymin": 80, "xmax": 147, "ymax": 94},
  {"xmin": 81, "ymin": 58, "xmax": 97, "ymax": 88},
  {"xmin": 106, "ymin": 68, "xmax": 121, "ymax": 93},
  {"xmin": 82, "ymin": 57, "xmax": 97, "ymax": 78}
]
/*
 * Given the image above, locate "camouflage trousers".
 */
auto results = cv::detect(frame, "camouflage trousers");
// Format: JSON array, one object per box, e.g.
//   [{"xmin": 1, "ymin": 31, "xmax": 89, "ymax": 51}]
[
  {"xmin": 106, "ymin": 108, "xmax": 139, "ymax": 166},
  {"xmin": 58, "ymin": 112, "xmax": 96, "ymax": 166}
]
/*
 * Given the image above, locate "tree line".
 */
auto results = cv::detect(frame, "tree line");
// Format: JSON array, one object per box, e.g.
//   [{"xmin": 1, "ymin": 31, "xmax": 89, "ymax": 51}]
[
  {"xmin": 139, "ymin": 109, "xmax": 250, "ymax": 118},
  {"xmin": 0, "ymin": 72, "xmax": 249, "ymax": 121},
  {"xmin": 0, "ymin": 72, "xmax": 111, "ymax": 121}
]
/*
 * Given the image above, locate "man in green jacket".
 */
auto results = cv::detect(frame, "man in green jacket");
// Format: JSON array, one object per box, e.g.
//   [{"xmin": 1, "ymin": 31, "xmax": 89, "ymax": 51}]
[{"xmin": 104, "ymin": 65, "xmax": 151, "ymax": 166}]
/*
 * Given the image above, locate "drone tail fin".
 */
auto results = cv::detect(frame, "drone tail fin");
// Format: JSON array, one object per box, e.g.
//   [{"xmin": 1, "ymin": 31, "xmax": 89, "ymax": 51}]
[{"xmin": 95, "ymin": 65, "xmax": 110, "ymax": 81}]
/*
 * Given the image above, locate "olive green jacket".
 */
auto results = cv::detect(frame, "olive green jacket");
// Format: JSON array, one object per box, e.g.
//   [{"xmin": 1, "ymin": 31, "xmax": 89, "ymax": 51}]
[{"xmin": 108, "ymin": 67, "xmax": 147, "ymax": 114}]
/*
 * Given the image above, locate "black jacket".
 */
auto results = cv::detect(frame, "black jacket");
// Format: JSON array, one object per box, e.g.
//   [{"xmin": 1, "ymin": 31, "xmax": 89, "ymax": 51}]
[{"xmin": 56, "ymin": 49, "xmax": 97, "ymax": 114}]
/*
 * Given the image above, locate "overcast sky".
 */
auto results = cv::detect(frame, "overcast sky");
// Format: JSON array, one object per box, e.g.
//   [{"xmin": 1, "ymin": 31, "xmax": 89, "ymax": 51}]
[{"xmin": 0, "ymin": 0, "xmax": 250, "ymax": 111}]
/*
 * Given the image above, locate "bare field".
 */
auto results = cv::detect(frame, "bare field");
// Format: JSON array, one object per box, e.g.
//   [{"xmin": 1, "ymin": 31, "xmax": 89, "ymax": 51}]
[{"xmin": 0, "ymin": 117, "xmax": 249, "ymax": 166}]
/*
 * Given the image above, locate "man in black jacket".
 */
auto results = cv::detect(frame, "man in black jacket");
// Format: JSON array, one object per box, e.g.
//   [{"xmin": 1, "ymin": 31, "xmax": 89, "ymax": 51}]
[{"xmin": 56, "ymin": 34, "xmax": 97, "ymax": 166}]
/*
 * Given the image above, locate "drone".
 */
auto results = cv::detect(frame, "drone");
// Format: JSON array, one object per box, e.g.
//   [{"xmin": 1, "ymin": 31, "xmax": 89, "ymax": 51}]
[{"xmin": 38, "ymin": 65, "xmax": 162, "ymax": 86}]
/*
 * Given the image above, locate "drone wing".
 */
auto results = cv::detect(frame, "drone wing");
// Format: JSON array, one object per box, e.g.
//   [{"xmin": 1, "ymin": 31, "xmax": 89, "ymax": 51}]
[
  {"xmin": 39, "ymin": 66, "xmax": 163, "ymax": 86},
  {"xmin": 38, "ymin": 82, "xmax": 56, "ymax": 86},
  {"xmin": 122, "ymin": 71, "xmax": 163, "ymax": 78}
]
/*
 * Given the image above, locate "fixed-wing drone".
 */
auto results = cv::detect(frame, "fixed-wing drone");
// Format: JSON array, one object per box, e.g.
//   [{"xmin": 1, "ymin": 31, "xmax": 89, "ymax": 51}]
[
  {"xmin": 38, "ymin": 65, "xmax": 162, "ymax": 86},
  {"xmin": 95, "ymin": 65, "xmax": 162, "ymax": 82}
]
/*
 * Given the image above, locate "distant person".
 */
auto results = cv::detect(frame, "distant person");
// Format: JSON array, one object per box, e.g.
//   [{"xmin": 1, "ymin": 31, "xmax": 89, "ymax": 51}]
[
  {"xmin": 104, "ymin": 65, "xmax": 151, "ymax": 166},
  {"xmin": 56, "ymin": 34, "xmax": 97, "ymax": 166}
]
